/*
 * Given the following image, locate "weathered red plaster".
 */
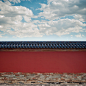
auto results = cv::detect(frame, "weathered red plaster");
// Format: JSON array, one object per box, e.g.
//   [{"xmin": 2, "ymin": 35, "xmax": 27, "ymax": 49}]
[{"xmin": 0, "ymin": 51, "xmax": 86, "ymax": 73}]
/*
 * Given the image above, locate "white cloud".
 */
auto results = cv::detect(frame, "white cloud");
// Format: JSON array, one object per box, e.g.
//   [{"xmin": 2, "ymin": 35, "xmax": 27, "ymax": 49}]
[
  {"xmin": 4, "ymin": 0, "xmax": 21, "ymax": 4},
  {"xmin": 0, "ymin": 2, "xmax": 33, "ymax": 18},
  {"xmin": 4, "ymin": 1, "xmax": 11, "ymax": 5},
  {"xmin": 71, "ymin": 35, "xmax": 73, "ymax": 38},
  {"xmin": 0, "ymin": 0, "xmax": 86, "ymax": 38},
  {"xmin": 34, "ymin": 0, "xmax": 86, "ymax": 37},
  {"xmin": 0, "ymin": 15, "xmax": 5, "ymax": 18},
  {"xmin": 23, "ymin": 16, "xmax": 31, "ymax": 22},
  {"xmin": 0, "ymin": 1, "xmax": 33, "ymax": 23},
  {"xmin": 38, "ymin": 19, "xmax": 86, "ymax": 36},
  {"xmin": 74, "ymin": 14, "xmax": 84, "ymax": 22},
  {"xmin": 1, "ymin": 21, "xmax": 43, "ymax": 38},
  {"xmin": 75, "ymin": 34, "xmax": 83, "ymax": 38},
  {"xmin": 38, "ymin": 0, "xmax": 86, "ymax": 20},
  {"xmin": 0, "ymin": 1, "xmax": 43, "ymax": 37},
  {"xmin": 0, "ymin": 35, "xmax": 2, "ymax": 38},
  {"xmin": 0, "ymin": 32, "xmax": 2, "ymax": 37},
  {"xmin": 3, "ymin": 0, "xmax": 32, "ymax": 4},
  {"xmin": 0, "ymin": 25, "xmax": 3, "ymax": 28},
  {"xmin": 82, "ymin": 35, "xmax": 84, "ymax": 37}
]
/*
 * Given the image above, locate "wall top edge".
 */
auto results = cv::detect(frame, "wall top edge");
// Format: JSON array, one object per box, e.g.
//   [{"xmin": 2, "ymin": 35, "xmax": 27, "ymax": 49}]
[{"xmin": 0, "ymin": 41, "xmax": 86, "ymax": 49}]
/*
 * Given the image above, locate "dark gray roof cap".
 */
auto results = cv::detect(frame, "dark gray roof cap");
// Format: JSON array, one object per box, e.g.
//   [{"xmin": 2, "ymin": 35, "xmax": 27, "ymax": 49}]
[{"xmin": 0, "ymin": 41, "xmax": 86, "ymax": 49}]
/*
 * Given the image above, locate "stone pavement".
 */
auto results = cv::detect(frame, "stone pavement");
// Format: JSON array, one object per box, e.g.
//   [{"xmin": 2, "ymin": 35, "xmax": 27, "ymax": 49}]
[
  {"xmin": 0, "ymin": 84, "xmax": 86, "ymax": 86},
  {"xmin": 0, "ymin": 72, "xmax": 86, "ymax": 86}
]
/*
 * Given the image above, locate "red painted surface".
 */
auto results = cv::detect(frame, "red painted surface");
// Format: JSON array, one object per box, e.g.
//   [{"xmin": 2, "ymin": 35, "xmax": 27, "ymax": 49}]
[{"xmin": 0, "ymin": 51, "xmax": 86, "ymax": 73}]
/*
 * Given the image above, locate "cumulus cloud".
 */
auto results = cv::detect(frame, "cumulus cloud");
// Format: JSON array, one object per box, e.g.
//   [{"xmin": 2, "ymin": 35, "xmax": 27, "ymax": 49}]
[
  {"xmin": 3, "ymin": 0, "xmax": 31, "ymax": 4},
  {"xmin": 0, "ymin": 1, "xmax": 33, "ymax": 17},
  {"xmin": 75, "ymin": 34, "xmax": 84, "ymax": 38},
  {"xmin": 3, "ymin": 0, "xmax": 21, "ymax": 4},
  {"xmin": 0, "ymin": 0, "xmax": 86, "ymax": 38},
  {"xmin": 0, "ymin": 1, "xmax": 43, "ymax": 37},
  {"xmin": 74, "ymin": 14, "xmax": 84, "ymax": 22},
  {"xmin": 38, "ymin": 19, "xmax": 86, "ymax": 36},
  {"xmin": 38, "ymin": 0, "xmax": 86, "ymax": 20},
  {"xmin": 0, "ymin": 31, "xmax": 3, "ymax": 38},
  {"xmin": 74, "ymin": 14, "xmax": 86, "ymax": 22},
  {"xmin": 4, "ymin": 1, "xmax": 11, "ymax": 5},
  {"xmin": 34, "ymin": 0, "xmax": 86, "ymax": 37},
  {"xmin": 0, "ymin": 35, "xmax": 2, "ymax": 38},
  {"xmin": 6, "ymin": 22, "xmax": 43, "ymax": 38}
]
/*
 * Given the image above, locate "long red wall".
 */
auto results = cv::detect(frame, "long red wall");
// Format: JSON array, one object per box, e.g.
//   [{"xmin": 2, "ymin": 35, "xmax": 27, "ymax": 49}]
[{"xmin": 0, "ymin": 51, "xmax": 86, "ymax": 73}]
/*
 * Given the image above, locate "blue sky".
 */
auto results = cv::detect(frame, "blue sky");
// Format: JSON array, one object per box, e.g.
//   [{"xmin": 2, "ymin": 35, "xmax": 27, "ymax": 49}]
[{"xmin": 0, "ymin": 0, "xmax": 86, "ymax": 41}]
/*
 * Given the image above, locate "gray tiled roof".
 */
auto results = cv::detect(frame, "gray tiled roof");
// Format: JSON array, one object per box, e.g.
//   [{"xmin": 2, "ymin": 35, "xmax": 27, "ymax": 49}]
[{"xmin": 0, "ymin": 41, "xmax": 86, "ymax": 49}]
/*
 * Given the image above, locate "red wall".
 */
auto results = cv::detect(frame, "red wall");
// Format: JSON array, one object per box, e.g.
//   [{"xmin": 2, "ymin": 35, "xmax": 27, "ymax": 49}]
[{"xmin": 0, "ymin": 51, "xmax": 86, "ymax": 73}]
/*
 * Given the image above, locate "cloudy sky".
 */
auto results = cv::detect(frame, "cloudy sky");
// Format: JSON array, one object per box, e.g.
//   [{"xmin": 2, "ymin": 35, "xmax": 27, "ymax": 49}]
[{"xmin": 0, "ymin": 0, "xmax": 86, "ymax": 41}]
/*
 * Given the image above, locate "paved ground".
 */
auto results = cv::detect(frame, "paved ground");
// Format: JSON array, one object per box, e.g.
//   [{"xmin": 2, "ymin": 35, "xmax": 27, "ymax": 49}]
[
  {"xmin": 0, "ymin": 84, "xmax": 86, "ymax": 86},
  {"xmin": 0, "ymin": 72, "xmax": 86, "ymax": 86}
]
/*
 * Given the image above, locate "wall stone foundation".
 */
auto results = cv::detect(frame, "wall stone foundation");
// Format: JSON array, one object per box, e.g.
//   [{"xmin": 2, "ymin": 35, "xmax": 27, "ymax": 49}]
[
  {"xmin": 0, "ymin": 84, "xmax": 86, "ymax": 86},
  {"xmin": 0, "ymin": 72, "xmax": 86, "ymax": 85}
]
